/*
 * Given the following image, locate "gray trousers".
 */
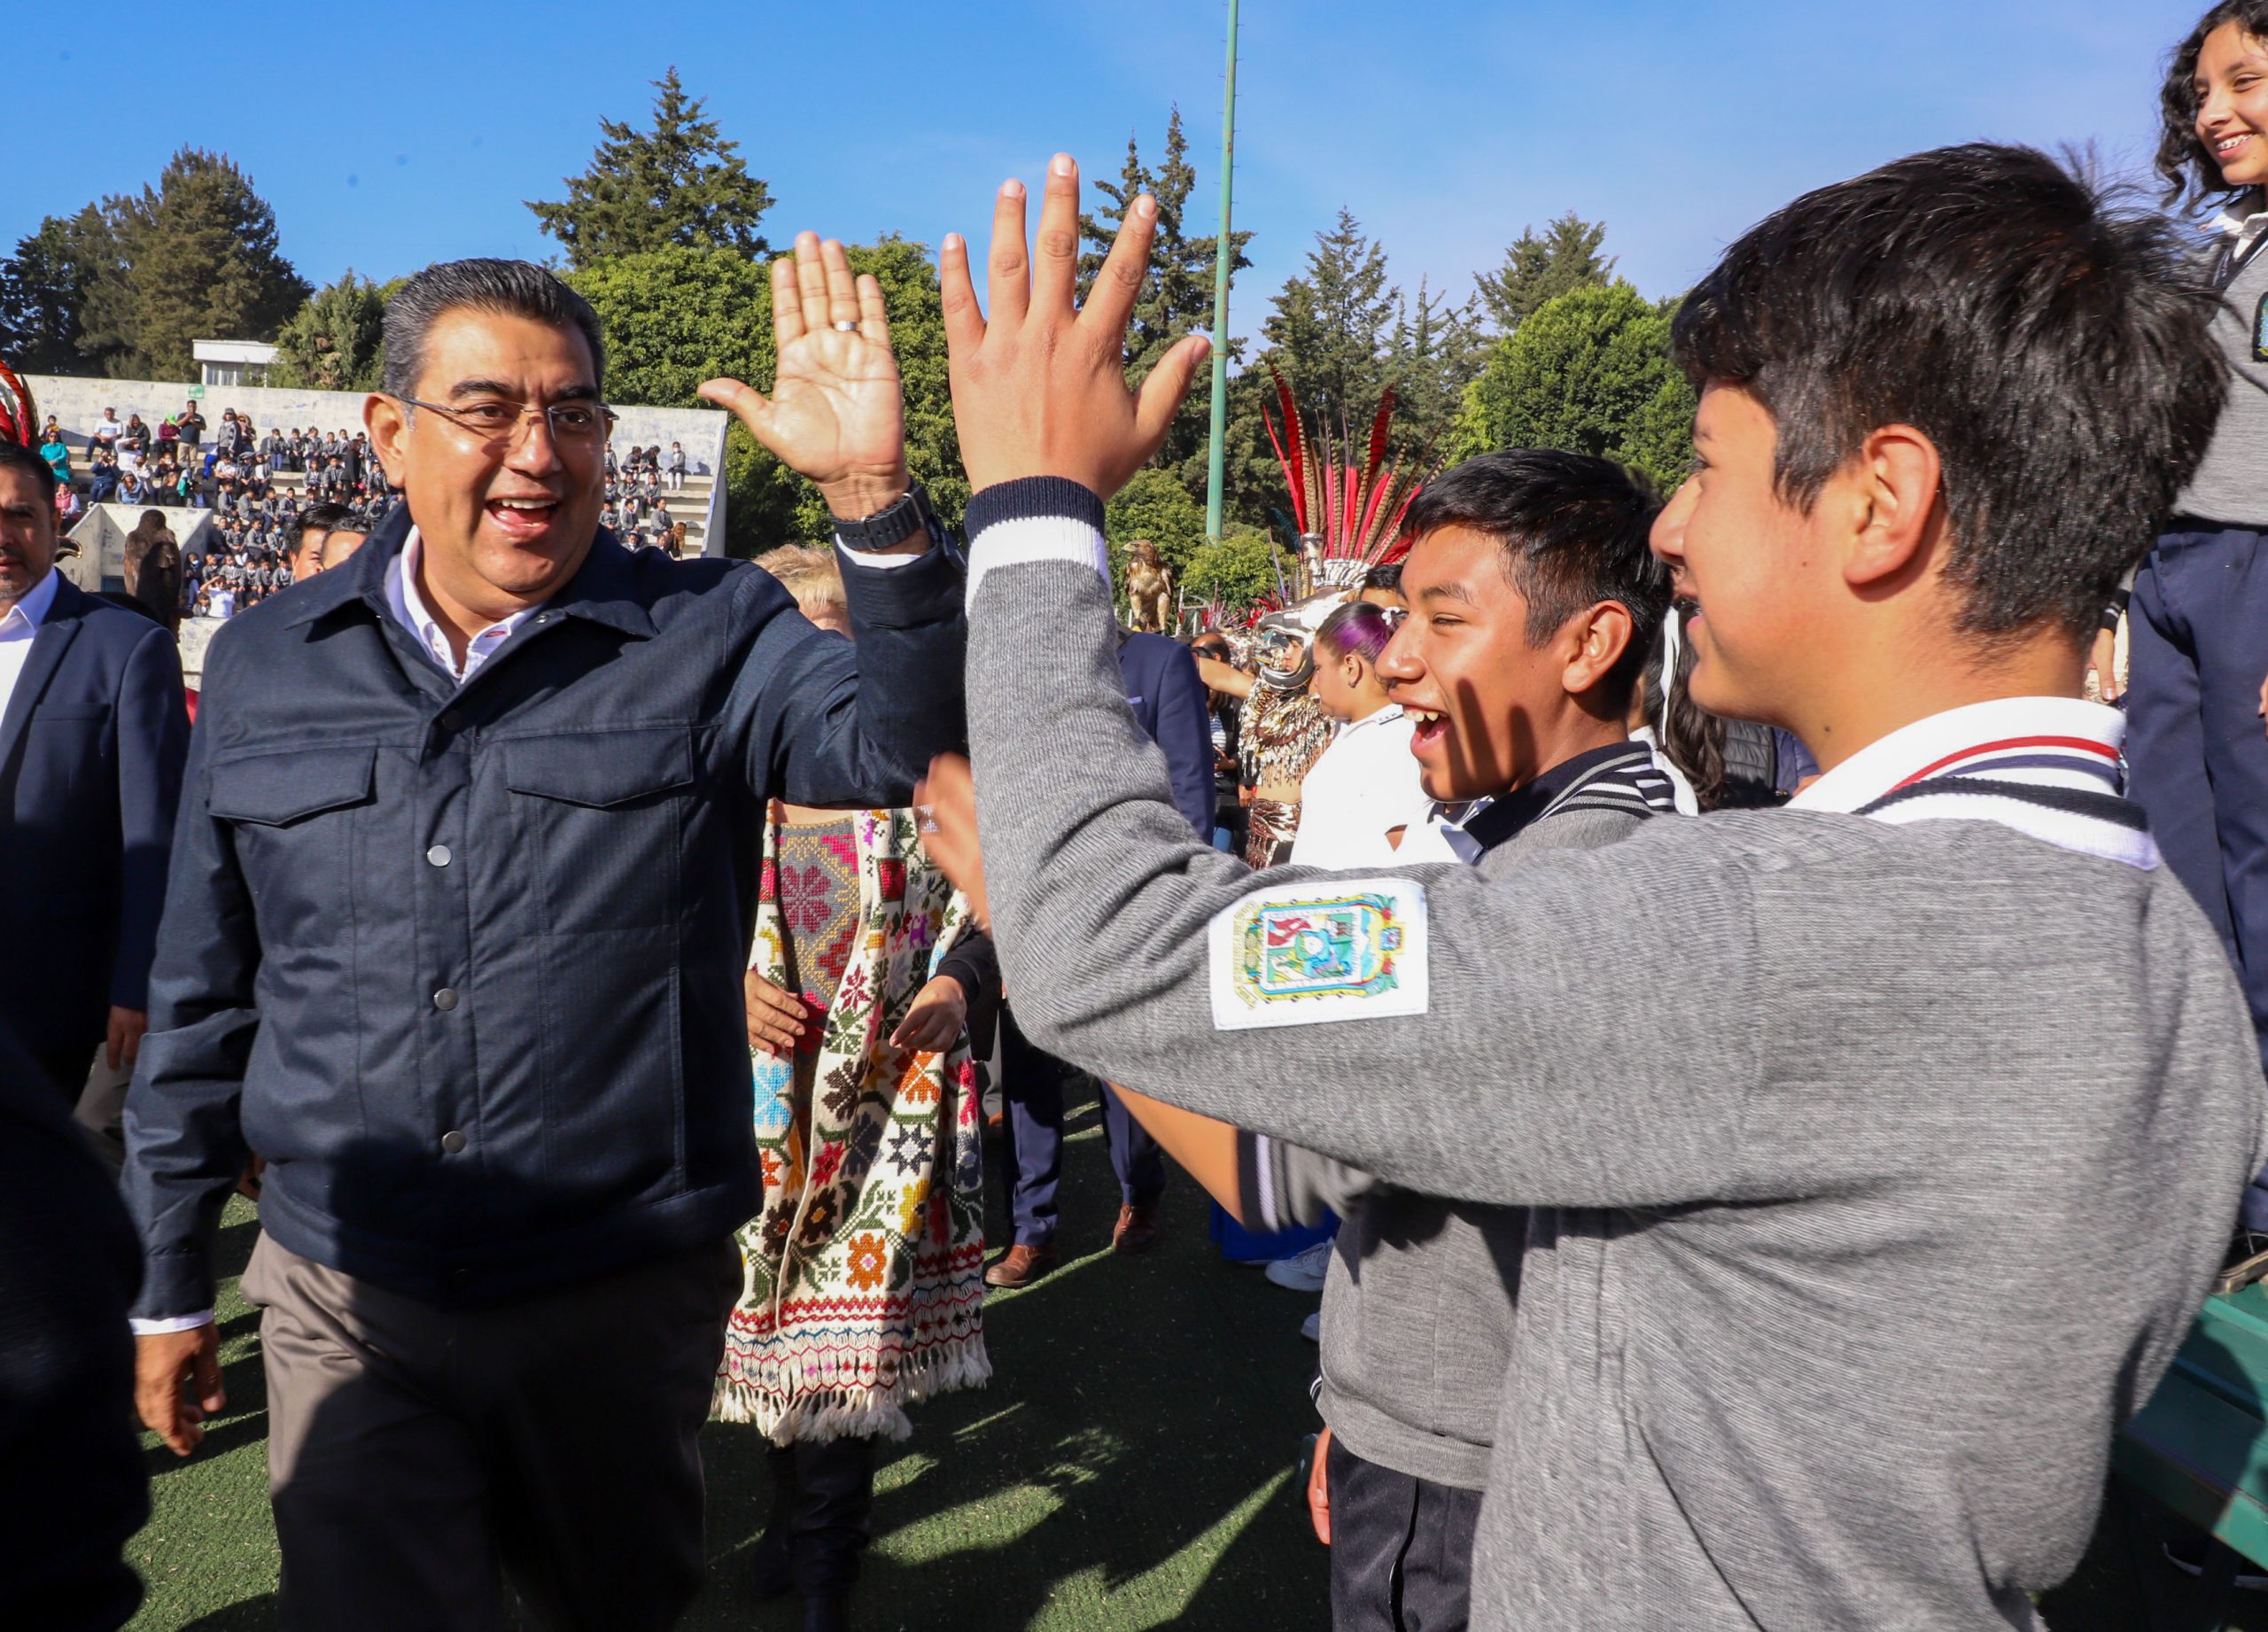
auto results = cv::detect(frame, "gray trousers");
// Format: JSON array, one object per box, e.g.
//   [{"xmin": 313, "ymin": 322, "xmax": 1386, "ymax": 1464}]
[{"xmin": 241, "ymin": 1232, "xmax": 740, "ymax": 1632}]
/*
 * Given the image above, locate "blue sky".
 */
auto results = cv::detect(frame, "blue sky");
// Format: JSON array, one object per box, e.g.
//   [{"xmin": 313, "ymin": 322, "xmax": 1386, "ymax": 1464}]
[{"xmin": 4, "ymin": 0, "xmax": 2210, "ymax": 349}]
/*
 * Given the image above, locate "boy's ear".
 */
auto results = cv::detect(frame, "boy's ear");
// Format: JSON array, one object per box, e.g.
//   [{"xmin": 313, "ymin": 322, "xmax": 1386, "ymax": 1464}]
[
  {"xmin": 1562, "ymin": 601, "xmax": 1636, "ymax": 699},
  {"xmin": 1843, "ymin": 423, "xmax": 1944, "ymax": 592}
]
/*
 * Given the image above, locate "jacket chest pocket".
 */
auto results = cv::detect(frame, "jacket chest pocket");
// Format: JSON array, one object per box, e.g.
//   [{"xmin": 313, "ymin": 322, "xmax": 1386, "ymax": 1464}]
[
  {"xmin": 502, "ymin": 728, "xmax": 695, "ymax": 934},
  {"xmin": 209, "ymin": 746, "xmax": 377, "ymax": 944}
]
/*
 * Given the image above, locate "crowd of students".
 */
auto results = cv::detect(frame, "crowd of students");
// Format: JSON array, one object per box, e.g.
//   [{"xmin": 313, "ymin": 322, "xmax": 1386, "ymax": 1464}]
[{"xmin": 14, "ymin": 8, "xmax": 2268, "ymax": 1632}]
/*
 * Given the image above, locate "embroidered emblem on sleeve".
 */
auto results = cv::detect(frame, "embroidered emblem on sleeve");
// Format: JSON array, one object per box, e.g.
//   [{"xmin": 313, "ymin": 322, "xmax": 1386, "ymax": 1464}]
[
  {"xmin": 2255, "ymin": 291, "xmax": 2268, "ymax": 363},
  {"xmin": 1208, "ymin": 877, "xmax": 1430, "ymax": 1030}
]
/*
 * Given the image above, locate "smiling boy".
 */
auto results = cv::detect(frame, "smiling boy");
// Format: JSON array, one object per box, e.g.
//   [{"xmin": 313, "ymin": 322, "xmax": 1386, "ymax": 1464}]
[{"xmin": 935, "ymin": 144, "xmax": 2268, "ymax": 1630}]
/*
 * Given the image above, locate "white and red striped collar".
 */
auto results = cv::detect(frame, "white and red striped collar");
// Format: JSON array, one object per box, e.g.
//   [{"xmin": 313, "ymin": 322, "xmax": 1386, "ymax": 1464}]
[{"xmin": 1788, "ymin": 696, "xmax": 2157, "ymax": 869}]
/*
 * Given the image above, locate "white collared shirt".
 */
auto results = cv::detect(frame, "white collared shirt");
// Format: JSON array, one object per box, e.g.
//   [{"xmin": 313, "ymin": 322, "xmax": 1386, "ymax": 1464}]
[
  {"xmin": 1787, "ymin": 696, "xmax": 2155, "ymax": 868},
  {"xmin": 2211, "ymin": 202, "xmax": 2268, "ymax": 284},
  {"xmin": 0, "ymin": 568, "xmax": 61, "ymax": 723},
  {"xmin": 384, "ymin": 528, "xmax": 543, "ymax": 684}
]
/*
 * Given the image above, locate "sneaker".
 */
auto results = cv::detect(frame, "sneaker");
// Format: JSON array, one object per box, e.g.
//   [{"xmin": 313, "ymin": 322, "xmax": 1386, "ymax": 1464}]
[
  {"xmin": 2162, "ymin": 1539, "xmax": 2268, "ymax": 1589},
  {"xmin": 1266, "ymin": 1240, "xmax": 1334, "ymax": 1293},
  {"xmin": 1300, "ymin": 1309, "xmax": 1322, "ymax": 1342}
]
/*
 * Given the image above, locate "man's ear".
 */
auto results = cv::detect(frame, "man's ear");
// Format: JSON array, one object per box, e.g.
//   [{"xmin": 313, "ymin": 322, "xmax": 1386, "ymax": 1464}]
[
  {"xmin": 364, "ymin": 393, "xmax": 407, "ymax": 488},
  {"xmin": 1843, "ymin": 424, "xmax": 1943, "ymax": 592},
  {"xmin": 1563, "ymin": 601, "xmax": 1636, "ymax": 700}
]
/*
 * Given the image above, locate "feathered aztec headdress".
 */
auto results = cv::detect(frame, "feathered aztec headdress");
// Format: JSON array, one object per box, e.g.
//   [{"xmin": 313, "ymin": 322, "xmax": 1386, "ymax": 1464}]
[
  {"xmin": 0, "ymin": 358, "xmax": 37, "ymax": 450},
  {"xmin": 1259, "ymin": 364, "xmax": 1438, "ymax": 596}
]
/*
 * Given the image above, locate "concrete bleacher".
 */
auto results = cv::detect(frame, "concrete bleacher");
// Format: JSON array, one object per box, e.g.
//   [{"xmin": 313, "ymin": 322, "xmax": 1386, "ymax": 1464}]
[{"xmin": 31, "ymin": 372, "xmax": 731, "ymax": 556}]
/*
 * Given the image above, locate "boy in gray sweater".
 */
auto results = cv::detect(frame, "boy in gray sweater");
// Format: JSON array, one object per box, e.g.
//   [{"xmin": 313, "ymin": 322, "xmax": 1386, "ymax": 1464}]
[
  {"xmin": 1116, "ymin": 448, "xmax": 1682, "ymax": 1631},
  {"xmin": 929, "ymin": 143, "xmax": 2268, "ymax": 1630}
]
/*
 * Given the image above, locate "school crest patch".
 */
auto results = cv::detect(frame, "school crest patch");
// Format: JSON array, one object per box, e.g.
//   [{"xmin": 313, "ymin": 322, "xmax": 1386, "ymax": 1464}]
[{"xmin": 1208, "ymin": 877, "xmax": 1430, "ymax": 1030}]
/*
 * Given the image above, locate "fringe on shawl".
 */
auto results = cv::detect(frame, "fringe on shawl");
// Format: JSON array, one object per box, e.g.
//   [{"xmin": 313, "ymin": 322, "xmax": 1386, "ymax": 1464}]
[{"xmin": 712, "ymin": 1331, "xmax": 992, "ymax": 1444}]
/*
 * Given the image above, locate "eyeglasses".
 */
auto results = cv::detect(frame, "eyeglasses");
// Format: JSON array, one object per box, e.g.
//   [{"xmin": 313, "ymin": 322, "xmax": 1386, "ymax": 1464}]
[{"xmin": 391, "ymin": 394, "xmax": 617, "ymax": 451}]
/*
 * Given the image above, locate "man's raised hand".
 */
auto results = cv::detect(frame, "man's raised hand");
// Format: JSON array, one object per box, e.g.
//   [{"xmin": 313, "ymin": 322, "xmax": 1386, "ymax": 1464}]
[
  {"xmin": 699, "ymin": 232, "xmax": 910, "ymax": 522},
  {"xmin": 941, "ymin": 153, "xmax": 1210, "ymax": 500}
]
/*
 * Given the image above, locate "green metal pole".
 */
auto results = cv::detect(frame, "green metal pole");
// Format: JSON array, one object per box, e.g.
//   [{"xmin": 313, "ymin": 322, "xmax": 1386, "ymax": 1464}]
[{"xmin": 1205, "ymin": 0, "xmax": 1240, "ymax": 541}]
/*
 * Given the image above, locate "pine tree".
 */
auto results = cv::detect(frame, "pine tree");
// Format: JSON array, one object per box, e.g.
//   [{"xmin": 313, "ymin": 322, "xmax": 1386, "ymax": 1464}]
[
  {"xmin": 1386, "ymin": 276, "xmax": 1484, "ymax": 453},
  {"xmin": 0, "ymin": 206, "xmax": 120, "ymax": 375},
  {"xmin": 1263, "ymin": 207, "xmax": 1398, "ymax": 433},
  {"xmin": 94, "ymin": 149, "xmax": 308, "ymax": 380},
  {"xmin": 1075, "ymin": 107, "xmax": 1252, "ymax": 487},
  {"xmin": 270, "ymin": 272, "xmax": 389, "ymax": 392},
  {"xmin": 529, "ymin": 68, "xmax": 772, "ymax": 268},
  {"xmin": 1474, "ymin": 211, "xmax": 1614, "ymax": 333}
]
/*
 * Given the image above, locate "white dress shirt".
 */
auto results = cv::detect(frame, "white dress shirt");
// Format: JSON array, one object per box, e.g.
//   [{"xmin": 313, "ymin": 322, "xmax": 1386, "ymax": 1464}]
[
  {"xmin": 384, "ymin": 528, "xmax": 543, "ymax": 683},
  {"xmin": 0, "ymin": 568, "xmax": 61, "ymax": 724}
]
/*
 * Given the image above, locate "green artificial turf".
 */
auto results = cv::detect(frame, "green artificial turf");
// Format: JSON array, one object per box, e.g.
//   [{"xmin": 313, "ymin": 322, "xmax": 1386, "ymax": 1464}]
[
  {"xmin": 126, "ymin": 1095, "xmax": 1331, "ymax": 1631},
  {"xmin": 118, "ymin": 1086, "xmax": 2265, "ymax": 1630}
]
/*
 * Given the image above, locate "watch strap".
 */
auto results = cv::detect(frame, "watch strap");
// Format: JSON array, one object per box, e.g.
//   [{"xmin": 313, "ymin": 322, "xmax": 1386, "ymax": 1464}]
[{"xmin": 832, "ymin": 482, "xmax": 937, "ymax": 552}]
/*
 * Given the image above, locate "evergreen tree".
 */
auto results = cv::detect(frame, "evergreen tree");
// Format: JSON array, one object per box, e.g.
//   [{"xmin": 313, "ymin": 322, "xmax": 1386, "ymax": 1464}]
[
  {"xmin": 1385, "ymin": 276, "xmax": 1485, "ymax": 453},
  {"xmin": 530, "ymin": 68, "xmax": 772, "ymax": 269},
  {"xmin": 1263, "ymin": 207, "xmax": 1398, "ymax": 430},
  {"xmin": 0, "ymin": 206, "xmax": 119, "ymax": 375},
  {"xmin": 1474, "ymin": 211, "xmax": 1614, "ymax": 333},
  {"xmin": 1076, "ymin": 108, "xmax": 1252, "ymax": 490},
  {"xmin": 88, "ymin": 149, "xmax": 308, "ymax": 380},
  {"xmin": 270, "ymin": 272, "xmax": 389, "ymax": 392}
]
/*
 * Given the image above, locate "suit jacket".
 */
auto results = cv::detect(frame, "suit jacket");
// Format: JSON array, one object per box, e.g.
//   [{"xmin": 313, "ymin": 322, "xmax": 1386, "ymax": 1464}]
[
  {"xmin": 1116, "ymin": 630, "xmax": 1215, "ymax": 839},
  {"xmin": 0, "ymin": 575, "xmax": 189, "ymax": 1059}
]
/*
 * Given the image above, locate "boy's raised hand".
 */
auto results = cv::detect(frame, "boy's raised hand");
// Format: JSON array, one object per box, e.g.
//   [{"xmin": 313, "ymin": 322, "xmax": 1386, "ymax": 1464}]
[{"xmin": 941, "ymin": 153, "xmax": 1210, "ymax": 500}]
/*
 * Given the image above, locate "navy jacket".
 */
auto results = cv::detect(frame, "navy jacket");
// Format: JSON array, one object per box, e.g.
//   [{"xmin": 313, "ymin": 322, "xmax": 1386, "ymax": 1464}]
[
  {"xmin": 1117, "ymin": 630, "xmax": 1214, "ymax": 839},
  {"xmin": 124, "ymin": 509, "xmax": 966, "ymax": 1317},
  {"xmin": 0, "ymin": 574, "xmax": 188, "ymax": 1061}
]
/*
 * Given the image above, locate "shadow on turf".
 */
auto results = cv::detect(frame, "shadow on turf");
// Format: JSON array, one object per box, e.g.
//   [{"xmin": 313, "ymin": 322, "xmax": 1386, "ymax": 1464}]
[
  {"xmin": 685, "ymin": 1090, "xmax": 1331, "ymax": 1631},
  {"xmin": 175, "ymin": 1594, "xmax": 278, "ymax": 1630}
]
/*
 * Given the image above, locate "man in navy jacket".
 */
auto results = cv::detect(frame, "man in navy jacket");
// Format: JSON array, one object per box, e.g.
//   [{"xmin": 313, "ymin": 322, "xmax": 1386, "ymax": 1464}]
[
  {"xmin": 986, "ymin": 624, "xmax": 1214, "ymax": 1285},
  {"xmin": 126, "ymin": 253, "xmax": 964, "ymax": 1632},
  {"xmin": 0, "ymin": 440, "xmax": 188, "ymax": 1101}
]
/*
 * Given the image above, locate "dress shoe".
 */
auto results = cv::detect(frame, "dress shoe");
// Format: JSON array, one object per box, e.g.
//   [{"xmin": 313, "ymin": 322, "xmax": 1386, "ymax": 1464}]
[
  {"xmin": 1112, "ymin": 1201, "xmax": 1160, "ymax": 1254},
  {"xmin": 984, "ymin": 1241, "xmax": 1058, "ymax": 1288}
]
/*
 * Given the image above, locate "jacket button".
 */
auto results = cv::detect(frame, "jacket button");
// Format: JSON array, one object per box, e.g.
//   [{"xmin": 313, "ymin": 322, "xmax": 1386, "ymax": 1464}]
[
  {"xmin": 439, "ymin": 710, "xmax": 463, "ymax": 731},
  {"xmin": 433, "ymin": 987, "xmax": 459, "ymax": 1011},
  {"xmin": 427, "ymin": 844, "xmax": 452, "ymax": 867},
  {"xmin": 440, "ymin": 1130, "xmax": 467, "ymax": 1154}
]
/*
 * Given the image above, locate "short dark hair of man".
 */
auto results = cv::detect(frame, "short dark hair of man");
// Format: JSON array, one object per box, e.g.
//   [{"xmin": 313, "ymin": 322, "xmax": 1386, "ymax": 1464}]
[
  {"xmin": 380, "ymin": 258, "xmax": 607, "ymax": 400},
  {"xmin": 0, "ymin": 439, "xmax": 59, "ymax": 509},
  {"xmin": 1357, "ymin": 561, "xmax": 1402, "ymax": 593},
  {"xmin": 2158, "ymin": 3, "xmax": 2268, "ymax": 205},
  {"xmin": 1673, "ymin": 143, "xmax": 2225, "ymax": 647},
  {"xmin": 1401, "ymin": 448, "xmax": 1668, "ymax": 706},
  {"xmin": 288, "ymin": 501, "xmax": 354, "ymax": 556}
]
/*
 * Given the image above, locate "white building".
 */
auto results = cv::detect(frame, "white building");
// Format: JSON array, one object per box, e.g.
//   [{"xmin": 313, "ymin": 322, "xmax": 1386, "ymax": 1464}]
[{"xmin": 192, "ymin": 339, "xmax": 280, "ymax": 388}]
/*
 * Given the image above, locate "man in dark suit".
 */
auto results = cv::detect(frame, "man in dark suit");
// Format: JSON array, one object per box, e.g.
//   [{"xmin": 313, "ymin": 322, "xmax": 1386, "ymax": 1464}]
[
  {"xmin": 0, "ymin": 439, "xmax": 189, "ymax": 1101},
  {"xmin": 987, "ymin": 626, "xmax": 1215, "ymax": 1286}
]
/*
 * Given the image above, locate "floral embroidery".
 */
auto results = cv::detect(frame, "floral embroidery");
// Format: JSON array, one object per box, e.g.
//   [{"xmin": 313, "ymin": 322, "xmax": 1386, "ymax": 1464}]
[{"xmin": 844, "ymin": 1232, "xmax": 889, "ymax": 1292}]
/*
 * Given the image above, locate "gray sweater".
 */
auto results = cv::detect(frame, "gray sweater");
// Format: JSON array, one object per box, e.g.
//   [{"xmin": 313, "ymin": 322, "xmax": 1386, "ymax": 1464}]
[
  {"xmin": 966, "ymin": 538, "xmax": 2266, "ymax": 1630},
  {"xmin": 2177, "ymin": 225, "xmax": 2268, "ymax": 527},
  {"xmin": 1262, "ymin": 795, "xmax": 1657, "ymax": 1492}
]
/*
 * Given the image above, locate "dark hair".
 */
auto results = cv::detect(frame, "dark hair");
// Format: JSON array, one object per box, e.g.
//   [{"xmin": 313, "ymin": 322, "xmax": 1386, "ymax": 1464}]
[
  {"xmin": 1674, "ymin": 144, "xmax": 2225, "ymax": 646},
  {"xmin": 0, "ymin": 439, "xmax": 58, "ymax": 507},
  {"xmin": 1356, "ymin": 562, "xmax": 1402, "ymax": 593},
  {"xmin": 381, "ymin": 258, "xmax": 606, "ymax": 400},
  {"xmin": 2159, "ymin": 3, "xmax": 2268, "ymax": 205},
  {"xmin": 287, "ymin": 501, "xmax": 353, "ymax": 556},
  {"xmin": 1316, "ymin": 601, "xmax": 1394, "ymax": 667},
  {"xmin": 1401, "ymin": 448, "xmax": 1668, "ymax": 704}
]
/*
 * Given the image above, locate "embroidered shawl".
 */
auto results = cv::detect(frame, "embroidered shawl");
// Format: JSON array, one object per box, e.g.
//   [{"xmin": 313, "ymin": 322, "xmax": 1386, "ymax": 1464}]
[{"xmin": 714, "ymin": 807, "xmax": 990, "ymax": 1442}]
